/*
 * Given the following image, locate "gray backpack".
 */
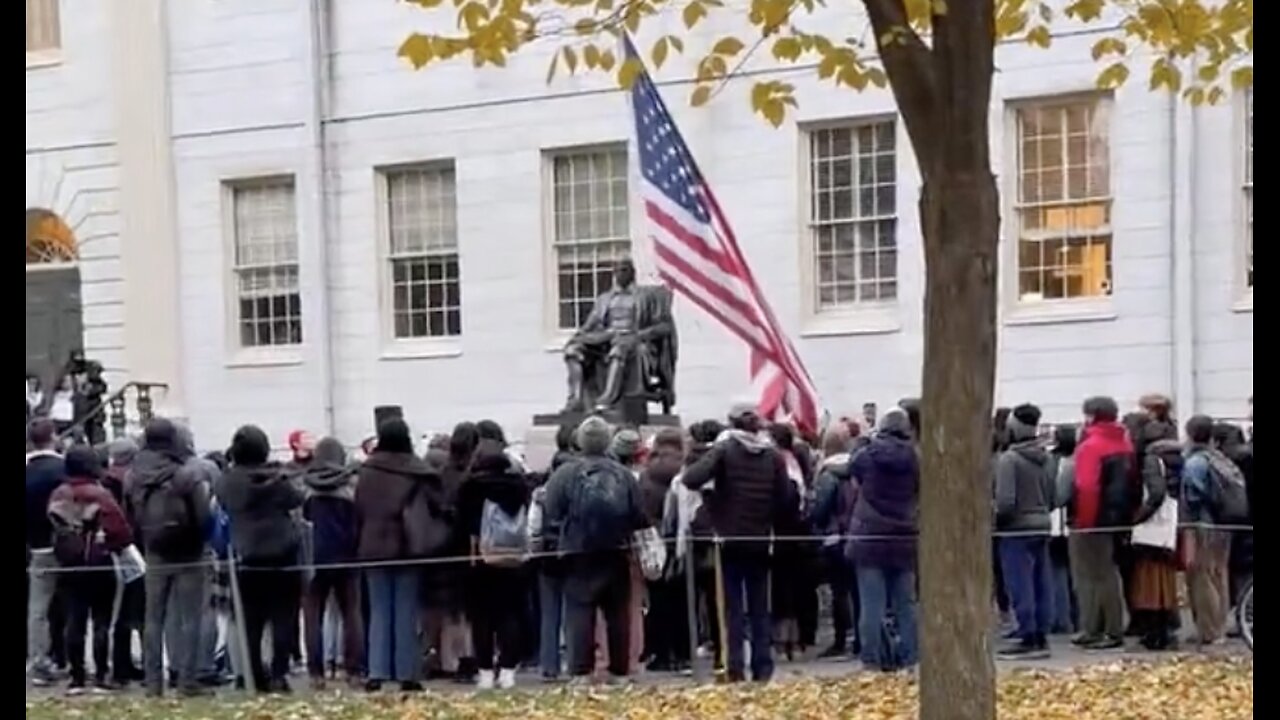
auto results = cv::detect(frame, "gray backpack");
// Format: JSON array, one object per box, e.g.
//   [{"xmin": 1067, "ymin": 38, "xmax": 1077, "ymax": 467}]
[{"xmin": 478, "ymin": 499, "xmax": 528, "ymax": 567}]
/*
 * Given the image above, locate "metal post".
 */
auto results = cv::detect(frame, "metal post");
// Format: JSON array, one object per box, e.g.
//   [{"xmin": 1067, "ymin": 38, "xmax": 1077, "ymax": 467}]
[
  {"xmin": 683, "ymin": 534, "xmax": 699, "ymax": 681},
  {"xmin": 713, "ymin": 540, "xmax": 727, "ymax": 682},
  {"xmin": 225, "ymin": 554, "xmax": 256, "ymax": 694}
]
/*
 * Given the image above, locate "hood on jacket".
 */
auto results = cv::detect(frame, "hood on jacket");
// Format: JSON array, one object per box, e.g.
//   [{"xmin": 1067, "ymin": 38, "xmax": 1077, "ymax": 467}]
[
  {"xmin": 1083, "ymin": 420, "xmax": 1128, "ymax": 446},
  {"xmin": 142, "ymin": 418, "xmax": 191, "ymax": 463},
  {"xmin": 225, "ymin": 462, "xmax": 292, "ymax": 495},
  {"xmin": 863, "ymin": 433, "xmax": 917, "ymax": 474},
  {"xmin": 718, "ymin": 428, "xmax": 772, "ymax": 454},
  {"xmin": 1011, "ymin": 440, "xmax": 1049, "ymax": 466},
  {"xmin": 130, "ymin": 448, "xmax": 185, "ymax": 488},
  {"xmin": 302, "ymin": 436, "xmax": 358, "ymax": 493},
  {"xmin": 362, "ymin": 450, "xmax": 435, "ymax": 479},
  {"xmin": 467, "ymin": 438, "xmax": 528, "ymax": 516}
]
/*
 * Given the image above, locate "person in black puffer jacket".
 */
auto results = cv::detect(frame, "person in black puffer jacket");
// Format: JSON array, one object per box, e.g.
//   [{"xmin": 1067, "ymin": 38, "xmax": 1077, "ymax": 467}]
[
  {"xmin": 300, "ymin": 437, "xmax": 363, "ymax": 687},
  {"xmin": 682, "ymin": 403, "xmax": 793, "ymax": 683},
  {"xmin": 215, "ymin": 425, "xmax": 304, "ymax": 694}
]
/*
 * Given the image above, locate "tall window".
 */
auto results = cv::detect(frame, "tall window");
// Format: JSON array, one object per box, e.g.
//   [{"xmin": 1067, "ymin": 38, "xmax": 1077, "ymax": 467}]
[
  {"xmin": 1013, "ymin": 99, "xmax": 1112, "ymax": 302},
  {"xmin": 26, "ymin": 0, "xmax": 60, "ymax": 54},
  {"xmin": 230, "ymin": 179, "xmax": 302, "ymax": 348},
  {"xmin": 385, "ymin": 165, "xmax": 461, "ymax": 339},
  {"xmin": 551, "ymin": 148, "xmax": 630, "ymax": 330},
  {"xmin": 1244, "ymin": 89, "xmax": 1253, "ymax": 288},
  {"xmin": 808, "ymin": 122, "xmax": 898, "ymax": 309}
]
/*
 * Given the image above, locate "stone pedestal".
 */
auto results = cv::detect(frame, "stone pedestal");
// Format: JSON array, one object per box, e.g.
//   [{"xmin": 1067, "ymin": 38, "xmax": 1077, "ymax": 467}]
[{"xmin": 523, "ymin": 410, "xmax": 682, "ymax": 471}]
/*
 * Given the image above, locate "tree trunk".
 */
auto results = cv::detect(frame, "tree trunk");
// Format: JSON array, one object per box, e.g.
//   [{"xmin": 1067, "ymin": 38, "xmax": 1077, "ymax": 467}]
[{"xmin": 916, "ymin": 170, "xmax": 1000, "ymax": 720}]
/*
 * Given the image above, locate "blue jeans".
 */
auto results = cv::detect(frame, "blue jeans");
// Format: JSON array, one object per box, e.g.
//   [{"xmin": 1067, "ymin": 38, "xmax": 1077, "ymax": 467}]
[
  {"xmin": 1050, "ymin": 560, "xmax": 1075, "ymax": 633},
  {"xmin": 856, "ymin": 565, "xmax": 918, "ymax": 671},
  {"xmin": 721, "ymin": 549, "xmax": 773, "ymax": 682},
  {"xmin": 364, "ymin": 568, "xmax": 421, "ymax": 682},
  {"xmin": 999, "ymin": 536, "xmax": 1053, "ymax": 641},
  {"xmin": 538, "ymin": 571, "xmax": 565, "ymax": 678}
]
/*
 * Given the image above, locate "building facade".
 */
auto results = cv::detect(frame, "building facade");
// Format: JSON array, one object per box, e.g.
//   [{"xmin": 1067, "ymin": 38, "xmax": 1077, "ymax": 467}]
[{"xmin": 26, "ymin": 0, "xmax": 1253, "ymax": 449}]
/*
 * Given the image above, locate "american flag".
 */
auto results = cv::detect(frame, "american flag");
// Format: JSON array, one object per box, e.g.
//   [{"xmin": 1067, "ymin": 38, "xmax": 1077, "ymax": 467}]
[{"xmin": 625, "ymin": 38, "xmax": 820, "ymax": 434}]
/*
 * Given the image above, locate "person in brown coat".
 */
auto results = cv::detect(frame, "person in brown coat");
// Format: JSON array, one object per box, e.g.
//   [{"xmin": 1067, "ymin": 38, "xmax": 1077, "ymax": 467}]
[{"xmin": 354, "ymin": 418, "xmax": 431, "ymax": 692}]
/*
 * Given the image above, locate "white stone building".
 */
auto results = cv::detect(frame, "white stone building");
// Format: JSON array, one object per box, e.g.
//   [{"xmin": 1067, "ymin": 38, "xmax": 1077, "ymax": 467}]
[{"xmin": 26, "ymin": 0, "xmax": 1252, "ymax": 451}]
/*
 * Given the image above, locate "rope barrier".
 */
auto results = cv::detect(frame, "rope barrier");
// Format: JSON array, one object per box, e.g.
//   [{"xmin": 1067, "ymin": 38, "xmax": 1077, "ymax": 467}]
[{"xmin": 26, "ymin": 521, "xmax": 1253, "ymax": 576}]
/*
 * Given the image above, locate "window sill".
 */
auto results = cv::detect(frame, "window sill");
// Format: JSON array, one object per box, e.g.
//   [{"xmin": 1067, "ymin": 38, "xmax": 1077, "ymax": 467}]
[
  {"xmin": 379, "ymin": 339, "xmax": 463, "ymax": 361},
  {"xmin": 800, "ymin": 307, "xmax": 901, "ymax": 338},
  {"xmin": 1232, "ymin": 291, "xmax": 1253, "ymax": 314},
  {"xmin": 225, "ymin": 348, "xmax": 304, "ymax": 369},
  {"xmin": 26, "ymin": 50, "xmax": 62, "ymax": 69},
  {"xmin": 543, "ymin": 332, "xmax": 573, "ymax": 353},
  {"xmin": 1003, "ymin": 299, "xmax": 1117, "ymax": 327}
]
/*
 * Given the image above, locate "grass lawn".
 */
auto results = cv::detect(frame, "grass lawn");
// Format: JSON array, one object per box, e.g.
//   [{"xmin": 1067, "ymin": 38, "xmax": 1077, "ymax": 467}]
[{"xmin": 25, "ymin": 656, "xmax": 1251, "ymax": 720}]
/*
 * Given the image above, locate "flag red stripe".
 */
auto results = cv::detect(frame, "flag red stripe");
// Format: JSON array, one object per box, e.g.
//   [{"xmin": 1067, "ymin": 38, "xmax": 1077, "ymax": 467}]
[
  {"xmin": 651, "ymin": 239, "xmax": 766, "ymax": 334},
  {"xmin": 655, "ymin": 267, "xmax": 782, "ymax": 365},
  {"xmin": 645, "ymin": 201, "xmax": 740, "ymax": 280}
]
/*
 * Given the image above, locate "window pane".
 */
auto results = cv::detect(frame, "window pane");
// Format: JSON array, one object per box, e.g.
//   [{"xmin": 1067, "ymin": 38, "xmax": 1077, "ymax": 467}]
[
  {"xmin": 808, "ymin": 122, "xmax": 897, "ymax": 310},
  {"xmin": 230, "ymin": 179, "xmax": 303, "ymax": 348},
  {"xmin": 550, "ymin": 149, "xmax": 631, "ymax": 330},
  {"xmin": 1014, "ymin": 100, "xmax": 1113, "ymax": 302}
]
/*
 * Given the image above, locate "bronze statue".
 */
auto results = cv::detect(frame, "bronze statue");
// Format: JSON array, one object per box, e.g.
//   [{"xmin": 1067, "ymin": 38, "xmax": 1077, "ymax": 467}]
[{"xmin": 563, "ymin": 258, "xmax": 678, "ymax": 416}]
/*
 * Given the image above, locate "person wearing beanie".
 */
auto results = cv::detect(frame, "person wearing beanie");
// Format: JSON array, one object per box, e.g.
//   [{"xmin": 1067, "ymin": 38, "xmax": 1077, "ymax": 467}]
[
  {"xmin": 808, "ymin": 423, "xmax": 861, "ymax": 659},
  {"xmin": 992, "ymin": 404, "xmax": 1055, "ymax": 659},
  {"xmin": 48, "ymin": 445, "xmax": 134, "ymax": 692},
  {"xmin": 682, "ymin": 402, "xmax": 794, "ymax": 683},
  {"xmin": 846, "ymin": 408, "xmax": 920, "ymax": 672},
  {"xmin": 542, "ymin": 416, "xmax": 650, "ymax": 682},
  {"xmin": 286, "ymin": 430, "xmax": 317, "ymax": 472},
  {"xmin": 610, "ymin": 428, "xmax": 645, "ymax": 475},
  {"xmin": 1069, "ymin": 396, "xmax": 1132, "ymax": 651},
  {"xmin": 639, "ymin": 428, "xmax": 688, "ymax": 672}
]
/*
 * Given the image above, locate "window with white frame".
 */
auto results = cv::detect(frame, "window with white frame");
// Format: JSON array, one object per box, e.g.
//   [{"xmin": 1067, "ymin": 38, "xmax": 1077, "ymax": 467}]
[
  {"xmin": 1244, "ymin": 89, "xmax": 1253, "ymax": 289},
  {"xmin": 551, "ymin": 147, "xmax": 631, "ymax": 330},
  {"xmin": 26, "ymin": 0, "xmax": 60, "ymax": 54},
  {"xmin": 807, "ymin": 122, "xmax": 898, "ymax": 309},
  {"xmin": 229, "ymin": 179, "xmax": 302, "ymax": 348},
  {"xmin": 1013, "ymin": 98, "xmax": 1113, "ymax": 302},
  {"xmin": 384, "ymin": 165, "xmax": 461, "ymax": 339}
]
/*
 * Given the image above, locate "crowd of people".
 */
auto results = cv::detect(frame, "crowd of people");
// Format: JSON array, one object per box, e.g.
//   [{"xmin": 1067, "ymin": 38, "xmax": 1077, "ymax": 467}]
[{"xmin": 24, "ymin": 393, "xmax": 1253, "ymax": 697}]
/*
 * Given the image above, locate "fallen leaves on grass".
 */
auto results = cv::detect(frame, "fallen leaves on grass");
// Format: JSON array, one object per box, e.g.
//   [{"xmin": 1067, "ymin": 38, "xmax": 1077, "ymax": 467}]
[{"xmin": 25, "ymin": 656, "xmax": 1252, "ymax": 720}]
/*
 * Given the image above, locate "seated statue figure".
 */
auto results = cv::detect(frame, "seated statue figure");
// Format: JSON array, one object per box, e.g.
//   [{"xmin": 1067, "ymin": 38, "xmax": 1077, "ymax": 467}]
[{"xmin": 563, "ymin": 258, "xmax": 678, "ymax": 417}]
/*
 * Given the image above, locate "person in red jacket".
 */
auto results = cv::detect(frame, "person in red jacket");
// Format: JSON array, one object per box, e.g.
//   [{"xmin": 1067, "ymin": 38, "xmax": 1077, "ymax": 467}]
[
  {"xmin": 48, "ymin": 445, "xmax": 134, "ymax": 692},
  {"xmin": 1068, "ymin": 396, "xmax": 1133, "ymax": 651}
]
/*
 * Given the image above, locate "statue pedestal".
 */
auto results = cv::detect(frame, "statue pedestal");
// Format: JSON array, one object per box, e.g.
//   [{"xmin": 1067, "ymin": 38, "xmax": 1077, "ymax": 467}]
[{"xmin": 523, "ymin": 408, "xmax": 682, "ymax": 471}]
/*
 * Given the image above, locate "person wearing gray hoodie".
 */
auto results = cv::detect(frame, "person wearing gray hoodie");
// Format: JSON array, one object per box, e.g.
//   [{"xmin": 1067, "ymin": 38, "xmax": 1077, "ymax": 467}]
[{"xmin": 993, "ymin": 404, "xmax": 1056, "ymax": 659}]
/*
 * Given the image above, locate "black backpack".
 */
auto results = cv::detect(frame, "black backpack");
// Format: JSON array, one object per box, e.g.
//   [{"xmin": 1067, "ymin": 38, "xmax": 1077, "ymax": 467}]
[
  {"xmin": 1203, "ymin": 449, "xmax": 1249, "ymax": 525},
  {"xmin": 402, "ymin": 481, "xmax": 453, "ymax": 558},
  {"xmin": 568, "ymin": 461, "xmax": 634, "ymax": 553},
  {"xmin": 140, "ymin": 477, "xmax": 201, "ymax": 558},
  {"xmin": 49, "ymin": 497, "xmax": 111, "ymax": 567}
]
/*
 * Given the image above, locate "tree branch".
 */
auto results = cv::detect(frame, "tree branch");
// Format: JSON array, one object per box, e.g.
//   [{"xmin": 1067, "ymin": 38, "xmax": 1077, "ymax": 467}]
[{"xmin": 862, "ymin": 0, "xmax": 939, "ymax": 157}]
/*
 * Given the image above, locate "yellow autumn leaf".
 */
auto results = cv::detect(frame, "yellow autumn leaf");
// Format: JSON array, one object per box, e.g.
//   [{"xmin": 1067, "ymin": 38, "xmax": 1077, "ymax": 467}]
[
  {"xmin": 1231, "ymin": 66, "xmax": 1253, "ymax": 90},
  {"xmin": 773, "ymin": 36, "xmax": 802, "ymax": 62},
  {"xmin": 1095, "ymin": 62, "xmax": 1129, "ymax": 89},
  {"xmin": 618, "ymin": 57, "xmax": 644, "ymax": 89},
  {"xmin": 398, "ymin": 33, "xmax": 435, "ymax": 69},
  {"xmin": 563, "ymin": 45, "xmax": 578, "ymax": 73},
  {"xmin": 691, "ymin": 84, "xmax": 713, "ymax": 107},
  {"xmin": 682, "ymin": 1, "xmax": 707, "ymax": 29},
  {"xmin": 652, "ymin": 37, "xmax": 669, "ymax": 68},
  {"xmin": 712, "ymin": 37, "xmax": 745, "ymax": 56},
  {"xmin": 1025, "ymin": 25, "xmax": 1052, "ymax": 49}
]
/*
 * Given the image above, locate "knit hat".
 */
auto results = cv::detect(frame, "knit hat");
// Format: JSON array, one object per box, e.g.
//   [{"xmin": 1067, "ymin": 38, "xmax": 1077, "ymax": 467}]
[
  {"xmin": 576, "ymin": 416, "xmax": 613, "ymax": 456},
  {"xmin": 610, "ymin": 428, "xmax": 643, "ymax": 463},
  {"xmin": 65, "ymin": 445, "xmax": 103, "ymax": 479},
  {"xmin": 107, "ymin": 438, "xmax": 138, "ymax": 467}
]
